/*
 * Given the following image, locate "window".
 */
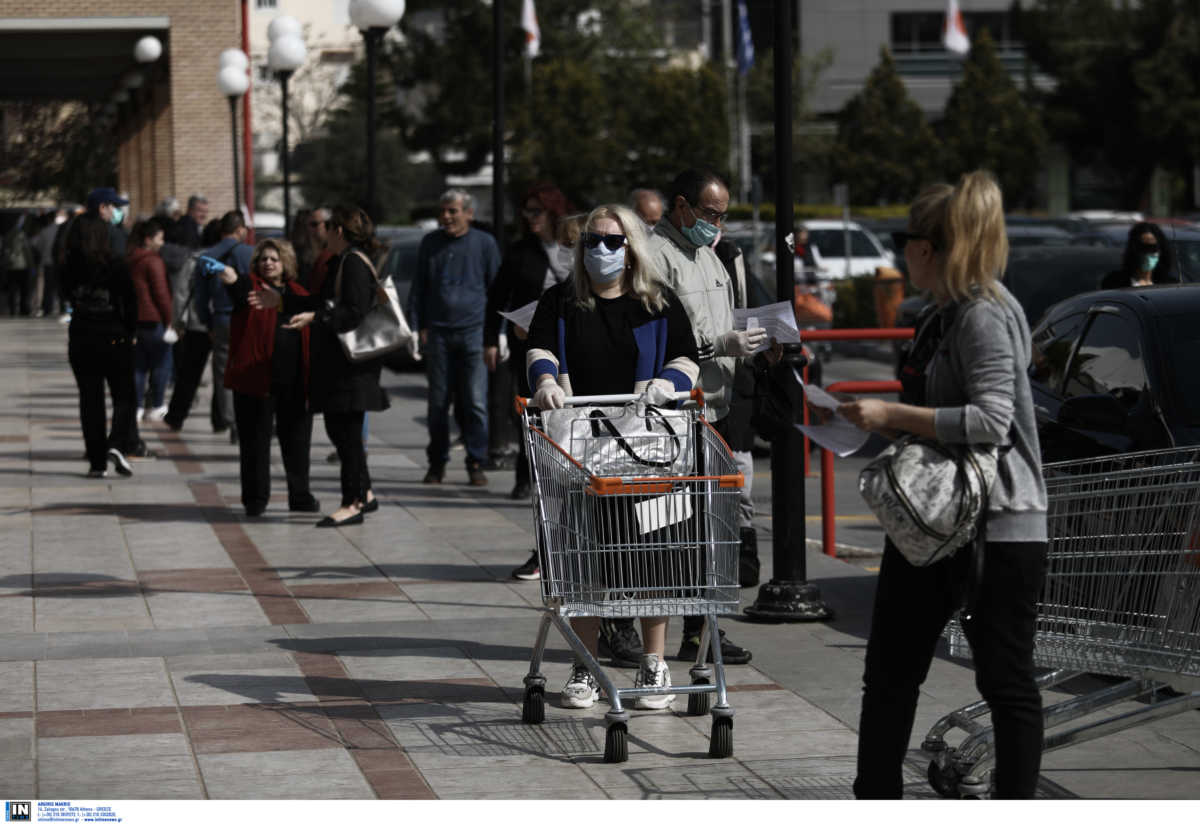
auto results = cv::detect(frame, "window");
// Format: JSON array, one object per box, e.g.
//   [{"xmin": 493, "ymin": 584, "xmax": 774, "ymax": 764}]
[
  {"xmin": 256, "ymin": 0, "xmax": 277, "ymax": 9},
  {"xmin": 1063, "ymin": 312, "xmax": 1148, "ymax": 408},
  {"xmin": 1030, "ymin": 312, "xmax": 1086, "ymax": 392},
  {"xmin": 891, "ymin": 11, "xmax": 1021, "ymax": 54},
  {"xmin": 807, "ymin": 230, "xmax": 882, "ymax": 258}
]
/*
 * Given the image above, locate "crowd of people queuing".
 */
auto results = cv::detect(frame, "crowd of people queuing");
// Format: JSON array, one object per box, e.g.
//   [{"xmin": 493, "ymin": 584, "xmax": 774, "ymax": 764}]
[{"xmin": 8, "ymin": 164, "xmax": 1050, "ymax": 798}]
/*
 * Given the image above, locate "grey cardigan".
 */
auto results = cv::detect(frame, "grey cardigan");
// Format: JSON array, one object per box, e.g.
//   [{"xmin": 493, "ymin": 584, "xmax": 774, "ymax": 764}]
[{"xmin": 925, "ymin": 284, "xmax": 1048, "ymax": 542}]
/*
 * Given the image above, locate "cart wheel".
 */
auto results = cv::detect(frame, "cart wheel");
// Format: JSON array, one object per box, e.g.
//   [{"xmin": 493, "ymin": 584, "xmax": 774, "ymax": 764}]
[
  {"xmin": 709, "ymin": 716, "xmax": 733, "ymax": 759},
  {"xmin": 604, "ymin": 722, "xmax": 628, "ymax": 763},
  {"xmin": 521, "ymin": 687, "xmax": 545, "ymax": 725},
  {"xmin": 687, "ymin": 679, "xmax": 712, "ymax": 716},
  {"xmin": 927, "ymin": 760, "xmax": 960, "ymax": 798}
]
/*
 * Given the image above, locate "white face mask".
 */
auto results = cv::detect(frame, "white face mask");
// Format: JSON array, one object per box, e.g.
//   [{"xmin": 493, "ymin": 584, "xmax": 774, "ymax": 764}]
[{"xmin": 583, "ymin": 245, "xmax": 626, "ymax": 282}]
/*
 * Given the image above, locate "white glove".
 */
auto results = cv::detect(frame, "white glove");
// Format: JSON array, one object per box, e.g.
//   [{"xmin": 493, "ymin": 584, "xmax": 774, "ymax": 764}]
[
  {"xmin": 498, "ymin": 332, "xmax": 511, "ymax": 364},
  {"xmin": 532, "ymin": 377, "xmax": 566, "ymax": 410},
  {"xmin": 719, "ymin": 327, "xmax": 768, "ymax": 357},
  {"xmin": 638, "ymin": 378, "xmax": 676, "ymax": 408}
]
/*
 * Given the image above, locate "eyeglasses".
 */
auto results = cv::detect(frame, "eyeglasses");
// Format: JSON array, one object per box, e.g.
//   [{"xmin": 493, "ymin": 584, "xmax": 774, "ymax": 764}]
[
  {"xmin": 522, "ymin": 207, "xmax": 545, "ymax": 219},
  {"xmin": 581, "ymin": 232, "xmax": 626, "ymax": 251},
  {"xmin": 684, "ymin": 199, "xmax": 727, "ymax": 226},
  {"xmin": 892, "ymin": 231, "xmax": 935, "ymax": 252},
  {"xmin": 307, "ymin": 220, "xmax": 326, "ymax": 229}
]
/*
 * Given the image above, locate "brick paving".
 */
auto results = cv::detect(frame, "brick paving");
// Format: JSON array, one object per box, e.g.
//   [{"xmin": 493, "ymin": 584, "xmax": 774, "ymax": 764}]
[{"xmin": 1, "ymin": 319, "xmax": 1198, "ymax": 800}]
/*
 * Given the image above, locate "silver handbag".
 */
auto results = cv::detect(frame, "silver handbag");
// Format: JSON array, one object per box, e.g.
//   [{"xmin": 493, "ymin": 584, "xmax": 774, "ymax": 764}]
[
  {"xmin": 858, "ymin": 435, "xmax": 998, "ymax": 567},
  {"xmin": 335, "ymin": 250, "xmax": 414, "ymax": 362},
  {"xmin": 542, "ymin": 404, "xmax": 695, "ymax": 478}
]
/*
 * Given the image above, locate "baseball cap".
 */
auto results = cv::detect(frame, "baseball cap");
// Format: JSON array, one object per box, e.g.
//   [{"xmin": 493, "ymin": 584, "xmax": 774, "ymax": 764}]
[{"xmin": 86, "ymin": 187, "xmax": 130, "ymax": 210}]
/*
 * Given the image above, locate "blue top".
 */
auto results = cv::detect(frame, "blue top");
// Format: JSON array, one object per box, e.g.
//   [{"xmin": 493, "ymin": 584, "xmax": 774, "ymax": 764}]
[
  {"xmin": 195, "ymin": 237, "xmax": 253, "ymax": 328},
  {"xmin": 409, "ymin": 227, "xmax": 501, "ymax": 331}
]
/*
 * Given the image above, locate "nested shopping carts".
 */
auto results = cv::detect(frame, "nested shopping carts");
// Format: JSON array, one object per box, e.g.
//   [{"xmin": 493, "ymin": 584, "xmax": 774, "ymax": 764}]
[
  {"xmin": 924, "ymin": 446, "xmax": 1200, "ymax": 797},
  {"xmin": 516, "ymin": 391, "xmax": 743, "ymax": 762}
]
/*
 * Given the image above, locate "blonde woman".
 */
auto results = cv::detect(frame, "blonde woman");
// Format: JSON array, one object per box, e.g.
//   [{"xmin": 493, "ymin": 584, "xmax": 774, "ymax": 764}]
[
  {"xmin": 839, "ymin": 171, "xmax": 1048, "ymax": 798},
  {"xmin": 524, "ymin": 204, "xmax": 700, "ymax": 710}
]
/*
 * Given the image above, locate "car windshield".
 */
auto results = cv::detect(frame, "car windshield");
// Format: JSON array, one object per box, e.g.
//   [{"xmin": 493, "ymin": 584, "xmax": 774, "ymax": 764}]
[
  {"xmin": 1170, "ymin": 240, "xmax": 1200, "ymax": 282},
  {"xmin": 1003, "ymin": 254, "xmax": 1113, "ymax": 327},
  {"xmin": 807, "ymin": 229, "xmax": 880, "ymax": 258},
  {"xmin": 1158, "ymin": 313, "xmax": 1200, "ymax": 426}
]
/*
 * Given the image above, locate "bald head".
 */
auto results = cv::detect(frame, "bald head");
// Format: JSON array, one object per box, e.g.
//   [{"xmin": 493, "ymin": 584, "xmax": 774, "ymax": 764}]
[{"xmin": 631, "ymin": 189, "xmax": 665, "ymax": 228}]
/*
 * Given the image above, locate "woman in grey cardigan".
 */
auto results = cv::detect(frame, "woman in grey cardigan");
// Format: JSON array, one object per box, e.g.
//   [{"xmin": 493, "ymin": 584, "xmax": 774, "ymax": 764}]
[{"xmin": 839, "ymin": 171, "xmax": 1048, "ymax": 799}]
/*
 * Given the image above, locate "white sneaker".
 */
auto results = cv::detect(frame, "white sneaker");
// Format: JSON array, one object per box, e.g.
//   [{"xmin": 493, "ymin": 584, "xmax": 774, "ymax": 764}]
[
  {"xmin": 633, "ymin": 653, "xmax": 675, "ymax": 710},
  {"xmin": 148, "ymin": 405, "xmax": 169, "ymax": 422},
  {"xmin": 560, "ymin": 664, "xmax": 600, "ymax": 709},
  {"xmin": 136, "ymin": 408, "xmax": 145, "ymax": 423}
]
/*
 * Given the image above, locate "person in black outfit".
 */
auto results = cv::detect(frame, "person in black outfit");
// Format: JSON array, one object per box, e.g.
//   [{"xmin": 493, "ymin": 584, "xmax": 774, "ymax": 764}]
[
  {"xmin": 1099, "ymin": 221, "xmax": 1178, "ymax": 289},
  {"xmin": 484, "ymin": 182, "xmax": 575, "ymax": 501},
  {"xmin": 223, "ymin": 238, "xmax": 318, "ymax": 517},
  {"xmin": 253, "ymin": 205, "xmax": 388, "ymax": 527},
  {"xmin": 61, "ymin": 214, "xmax": 139, "ymax": 478}
]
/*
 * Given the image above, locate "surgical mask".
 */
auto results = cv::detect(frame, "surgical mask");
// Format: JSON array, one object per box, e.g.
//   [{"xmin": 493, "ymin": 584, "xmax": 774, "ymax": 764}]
[
  {"xmin": 1141, "ymin": 253, "xmax": 1159, "ymax": 272},
  {"xmin": 681, "ymin": 213, "xmax": 720, "ymax": 247},
  {"xmin": 583, "ymin": 245, "xmax": 626, "ymax": 283},
  {"xmin": 110, "ymin": 207, "xmax": 124, "ymax": 226}
]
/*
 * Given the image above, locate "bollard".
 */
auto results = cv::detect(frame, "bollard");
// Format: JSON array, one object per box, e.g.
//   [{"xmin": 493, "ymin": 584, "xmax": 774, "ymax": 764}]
[{"xmin": 873, "ymin": 266, "xmax": 904, "ymax": 329}]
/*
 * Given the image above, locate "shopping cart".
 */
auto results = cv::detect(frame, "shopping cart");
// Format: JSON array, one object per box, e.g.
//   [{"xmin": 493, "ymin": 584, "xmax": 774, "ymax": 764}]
[
  {"xmin": 516, "ymin": 390, "xmax": 744, "ymax": 763},
  {"xmin": 923, "ymin": 446, "xmax": 1200, "ymax": 797}
]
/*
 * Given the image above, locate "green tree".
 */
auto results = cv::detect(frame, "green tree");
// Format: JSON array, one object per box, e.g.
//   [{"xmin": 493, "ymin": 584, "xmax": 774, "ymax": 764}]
[
  {"xmin": 829, "ymin": 48, "xmax": 941, "ymax": 205},
  {"xmin": 1, "ymin": 102, "xmax": 116, "ymax": 204},
  {"xmin": 940, "ymin": 29, "xmax": 1046, "ymax": 208}
]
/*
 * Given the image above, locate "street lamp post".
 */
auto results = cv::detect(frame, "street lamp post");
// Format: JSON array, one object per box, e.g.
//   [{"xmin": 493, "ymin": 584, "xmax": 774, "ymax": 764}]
[
  {"xmin": 349, "ymin": 0, "xmax": 405, "ymax": 223},
  {"xmin": 218, "ymin": 49, "xmax": 250, "ymax": 213},
  {"xmin": 267, "ymin": 16, "xmax": 306, "ymax": 236}
]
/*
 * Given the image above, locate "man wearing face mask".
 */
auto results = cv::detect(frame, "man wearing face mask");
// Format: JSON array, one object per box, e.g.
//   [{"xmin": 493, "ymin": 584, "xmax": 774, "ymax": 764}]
[
  {"xmin": 646, "ymin": 168, "xmax": 765, "ymax": 666},
  {"xmin": 84, "ymin": 188, "xmax": 129, "ymax": 257}
]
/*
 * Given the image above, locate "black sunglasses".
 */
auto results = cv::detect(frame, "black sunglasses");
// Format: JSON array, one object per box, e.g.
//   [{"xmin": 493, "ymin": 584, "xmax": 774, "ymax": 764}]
[
  {"xmin": 892, "ymin": 231, "xmax": 935, "ymax": 252},
  {"xmin": 582, "ymin": 232, "xmax": 626, "ymax": 251},
  {"xmin": 1136, "ymin": 240, "xmax": 1159, "ymax": 253}
]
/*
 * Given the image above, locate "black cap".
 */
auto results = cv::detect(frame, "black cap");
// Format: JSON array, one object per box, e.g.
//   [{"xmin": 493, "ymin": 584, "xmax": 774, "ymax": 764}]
[{"xmin": 86, "ymin": 187, "xmax": 130, "ymax": 210}]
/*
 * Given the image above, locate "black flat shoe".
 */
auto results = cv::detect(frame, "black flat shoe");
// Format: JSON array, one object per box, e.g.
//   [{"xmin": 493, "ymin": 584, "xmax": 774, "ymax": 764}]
[
  {"xmin": 315, "ymin": 512, "xmax": 364, "ymax": 528},
  {"xmin": 362, "ymin": 498, "xmax": 379, "ymax": 513}
]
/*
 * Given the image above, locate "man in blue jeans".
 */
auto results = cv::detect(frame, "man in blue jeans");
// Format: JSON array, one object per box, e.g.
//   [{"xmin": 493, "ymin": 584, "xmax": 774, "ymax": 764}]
[{"xmin": 409, "ymin": 189, "xmax": 501, "ymax": 486}]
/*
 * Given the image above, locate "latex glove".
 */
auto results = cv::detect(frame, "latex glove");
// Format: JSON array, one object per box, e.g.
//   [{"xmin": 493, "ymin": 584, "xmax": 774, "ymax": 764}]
[
  {"xmin": 638, "ymin": 378, "xmax": 676, "ymax": 408},
  {"xmin": 532, "ymin": 377, "xmax": 566, "ymax": 410},
  {"xmin": 498, "ymin": 332, "xmax": 511, "ymax": 364},
  {"xmin": 719, "ymin": 327, "xmax": 768, "ymax": 357}
]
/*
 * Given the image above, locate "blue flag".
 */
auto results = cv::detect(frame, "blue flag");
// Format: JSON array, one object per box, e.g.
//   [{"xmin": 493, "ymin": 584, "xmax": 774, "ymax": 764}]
[{"xmin": 736, "ymin": 0, "xmax": 755, "ymax": 76}]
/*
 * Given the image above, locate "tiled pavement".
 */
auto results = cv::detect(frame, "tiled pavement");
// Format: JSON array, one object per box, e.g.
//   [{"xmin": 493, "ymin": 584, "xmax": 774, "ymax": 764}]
[{"xmin": 1, "ymin": 319, "xmax": 1198, "ymax": 800}]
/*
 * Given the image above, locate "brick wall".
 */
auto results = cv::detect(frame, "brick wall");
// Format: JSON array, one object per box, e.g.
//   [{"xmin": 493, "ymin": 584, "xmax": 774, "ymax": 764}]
[{"xmin": 0, "ymin": 2, "xmax": 242, "ymax": 216}]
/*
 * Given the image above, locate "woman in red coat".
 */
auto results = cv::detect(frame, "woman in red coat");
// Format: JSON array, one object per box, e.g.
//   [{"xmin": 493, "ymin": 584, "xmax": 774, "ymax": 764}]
[
  {"xmin": 128, "ymin": 220, "xmax": 173, "ymax": 422},
  {"xmin": 223, "ymin": 238, "xmax": 318, "ymax": 517}
]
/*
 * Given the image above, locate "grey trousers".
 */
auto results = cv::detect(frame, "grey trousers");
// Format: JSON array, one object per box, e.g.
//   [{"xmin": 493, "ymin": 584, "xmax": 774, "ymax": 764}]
[{"xmin": 209, "ymin": 323, "xmax": 233, "ymax": 430}]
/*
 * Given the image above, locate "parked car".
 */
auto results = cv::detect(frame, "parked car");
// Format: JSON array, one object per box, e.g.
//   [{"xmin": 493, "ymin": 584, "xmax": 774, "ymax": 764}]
[
  {"xmin": 801, "ymin": 219, "xmax": 895, "ymax": 280},
  {"xmin": 1006, "ymin": 223, "xmax": 1073, "ymax": 247},
  {"xmin": 1029, "ymin": 284, "xmax": 1200, "ymax": 461}
]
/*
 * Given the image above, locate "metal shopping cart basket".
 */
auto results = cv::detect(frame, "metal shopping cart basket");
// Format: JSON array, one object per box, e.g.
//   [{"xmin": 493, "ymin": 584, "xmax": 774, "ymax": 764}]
[
  {"xmin": 516, "ymin": 389, "xmax": 743, "ymax": 763},
  {"xmin": 923, "ymin": 446, "xmax": 1200, "ymax": 797}
]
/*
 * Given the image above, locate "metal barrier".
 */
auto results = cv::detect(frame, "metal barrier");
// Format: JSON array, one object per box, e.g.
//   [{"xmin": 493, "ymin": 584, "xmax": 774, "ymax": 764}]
[{"xmin": 797, "ymin": 328, "xmax": 914, "ymax": 557}]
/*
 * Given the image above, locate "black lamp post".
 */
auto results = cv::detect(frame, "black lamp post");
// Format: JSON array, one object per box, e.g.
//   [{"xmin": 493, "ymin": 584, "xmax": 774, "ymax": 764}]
[
  {"xmin": 350, "ymin": 0, "xmax": 406, "ymax": 223},
  {"xmin": 267, "ymin": 17, "xmax": 307, "ymax": 236},
  {"xmin": 217, "ymin": 50, "xmax": 250, "ymax": 212}
]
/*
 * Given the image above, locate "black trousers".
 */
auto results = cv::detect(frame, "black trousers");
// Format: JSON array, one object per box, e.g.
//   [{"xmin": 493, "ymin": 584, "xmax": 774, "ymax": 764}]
[
  {"xmin": 165, "ymin": 330, "xmax": 211, "ymax": 428},
  {"xmin": 233, "ymin": 385, "xmax": 314, "ymax": 513},
  {"xmin": 324, "ymin": 410, "xmax": 371, "ymax": 507},
  {"xmin": 68, "ymin": 330, "xmax": 138, "ymax": 470},
  {"xmin": 854, "ymin": 539, "xmax": 1048, "ymax": 799}
]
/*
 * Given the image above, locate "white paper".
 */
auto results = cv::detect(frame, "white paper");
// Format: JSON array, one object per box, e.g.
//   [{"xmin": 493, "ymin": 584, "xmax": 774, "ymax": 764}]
[
  {"xmin": 791, "ymin": 366, "xmax": 870, "ymax": 457},
  {"xmin": 499, "ymin": 299, "xmax": 539, "ymax": 333},
  {"xmin": 634, "ymin": 492, "xmax": 693, "ymax": 534},
  {"xmin": 732, "ymin": 300, "xmax": 801, "ymax": 352}
]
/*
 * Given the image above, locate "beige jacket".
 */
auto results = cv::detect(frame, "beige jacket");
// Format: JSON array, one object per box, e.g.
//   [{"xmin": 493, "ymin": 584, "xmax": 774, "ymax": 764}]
[{"xmin": 647, "ymin": 219, "xmax": 736, "ymax": 420}]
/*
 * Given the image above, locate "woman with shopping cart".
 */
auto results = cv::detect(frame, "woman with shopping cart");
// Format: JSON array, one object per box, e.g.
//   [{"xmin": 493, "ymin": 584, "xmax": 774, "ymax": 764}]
[
  {"xmin": 837, "ymin": 171, "xmax": 1049, "ymax": 799},
  {"xmin": 524, "ymin": 203, "xmax": 700, "ymax": 711}
]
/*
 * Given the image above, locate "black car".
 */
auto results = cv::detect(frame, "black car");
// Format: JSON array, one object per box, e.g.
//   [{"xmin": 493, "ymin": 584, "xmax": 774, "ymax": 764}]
[
  {"xmin": 1029, "ymin": 284, "xmax": 1200, "ymax": 461},
  {"xmin": 1070, "ymin": 222, "xmax": 1200, "ymax": 282}
]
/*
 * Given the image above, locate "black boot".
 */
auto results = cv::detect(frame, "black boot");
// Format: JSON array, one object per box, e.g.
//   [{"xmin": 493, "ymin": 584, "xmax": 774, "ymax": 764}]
[{"xmin": 738, "ymin": 526, "xmax": 760, "ymax": 588}]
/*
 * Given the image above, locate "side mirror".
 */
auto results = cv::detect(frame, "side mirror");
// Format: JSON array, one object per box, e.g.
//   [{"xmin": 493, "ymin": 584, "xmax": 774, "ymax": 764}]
[{"xmin": 1058, "ymin": 393, "xmax": 1128, "ymax": 432}]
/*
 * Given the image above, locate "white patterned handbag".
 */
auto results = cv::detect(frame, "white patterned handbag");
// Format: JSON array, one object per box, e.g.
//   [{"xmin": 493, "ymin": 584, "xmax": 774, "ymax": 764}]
[
  {"xmin": 858, "ymin": 435, "xmax": 998, "ymax": 567},
  {"xmin": 335, "ymin": 249, "xmax": 414, "ymax": 362}
]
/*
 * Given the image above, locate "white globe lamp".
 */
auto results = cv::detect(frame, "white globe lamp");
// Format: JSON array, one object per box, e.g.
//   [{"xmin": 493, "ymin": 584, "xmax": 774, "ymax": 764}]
[{"xmin": 133, "ymin": 36, "xmax": 162, "ymax": 64}]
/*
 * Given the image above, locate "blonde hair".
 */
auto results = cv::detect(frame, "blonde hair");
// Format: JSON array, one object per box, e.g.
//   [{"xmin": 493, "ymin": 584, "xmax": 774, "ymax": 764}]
[
  {"xmin": 909, "ymin": 170, "xmax": 1007, "ymax": 302},
  {"xmin": 572, "ymin": 204, "xmax": 667, "ymax": 313},
  {"xmin": 251, "ymin": 237, "xmax": 298, "ymax": 283},
  {"xmin": 557, "ymin": 212, "xmax": 587, "ymax": 248}
]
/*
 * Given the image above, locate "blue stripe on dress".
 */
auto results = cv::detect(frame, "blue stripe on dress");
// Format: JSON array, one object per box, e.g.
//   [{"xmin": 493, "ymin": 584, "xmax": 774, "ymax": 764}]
[
  {"xmin": 632, "ymin": 318, "xmax": 668, "ymax": 383},
  {"xmin": 660, "ymin": 368, "xmax": 692, "ymax": 392}
]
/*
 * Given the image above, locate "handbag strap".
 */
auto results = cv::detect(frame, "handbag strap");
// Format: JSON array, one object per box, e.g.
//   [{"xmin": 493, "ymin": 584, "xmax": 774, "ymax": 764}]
[
  {"xmin": 587, "ymin": 407, "xmax": 682, "ymax": 469},
  {"xmin": 334, "ymin": 249, "xmax": 381, "ymax": 301}
]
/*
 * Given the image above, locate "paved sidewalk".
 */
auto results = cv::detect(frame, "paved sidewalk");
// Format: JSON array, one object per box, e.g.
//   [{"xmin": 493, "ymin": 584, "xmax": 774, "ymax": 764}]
[{"xmin": 0, "ymin": 319, "xmax": 1197, "ymax": 800}]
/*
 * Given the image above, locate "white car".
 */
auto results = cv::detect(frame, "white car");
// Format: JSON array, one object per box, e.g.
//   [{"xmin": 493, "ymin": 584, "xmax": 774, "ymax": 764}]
[{"xmin": 800, "ymin": 220, "xmax": 895, "ymax": 280}]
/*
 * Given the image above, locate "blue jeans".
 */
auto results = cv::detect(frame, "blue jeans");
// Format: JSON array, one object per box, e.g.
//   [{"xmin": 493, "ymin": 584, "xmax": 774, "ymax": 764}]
[
  {"xmin": 134, "ymin": 323, "xmax": 172, "ymax": 409},
  {"xmin": 425, "ymin": 325, "xmax": 488, "ymax": 467}
]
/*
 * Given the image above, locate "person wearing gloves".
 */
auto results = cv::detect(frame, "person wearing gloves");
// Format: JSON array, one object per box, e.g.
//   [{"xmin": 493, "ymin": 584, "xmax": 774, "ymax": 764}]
[
  {"xmin": 646, "ymin": 168, "xmax": 764, "ymax": 666},
  {"xmin": 524, "ymin": 203, "xmax": 699, "ymax": 711}
]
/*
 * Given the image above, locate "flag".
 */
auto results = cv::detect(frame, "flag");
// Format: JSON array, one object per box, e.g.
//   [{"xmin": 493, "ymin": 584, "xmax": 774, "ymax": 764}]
[
  {"xmin": 736, "ymin": 0, "xmax": 754, "ymax": 76},
  {"xmin": 943, "ymin": 0, "xmax": 970, "ymax": 56},
  {"xmin": 522, "ymin": 0, "xmax": 540, "ymax": 58}
]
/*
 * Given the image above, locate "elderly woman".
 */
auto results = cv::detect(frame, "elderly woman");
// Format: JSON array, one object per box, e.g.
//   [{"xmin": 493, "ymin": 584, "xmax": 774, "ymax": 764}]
[
  {"xmin": 524, "ymin": 204, "xmax": 699, "ymax": 711},
  {"xmin": 839, "ymin": 171, "xmax": 1048, "ymax": 799},
  {"xmin": 223, "ymin": 238, "xmax": 317, "ymax": 517}
]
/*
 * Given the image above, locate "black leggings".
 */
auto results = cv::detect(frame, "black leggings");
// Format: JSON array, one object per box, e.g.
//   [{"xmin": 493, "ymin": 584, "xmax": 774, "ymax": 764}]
[
  {"xmin": 68, "ymin": 330, "xmax": 138, "ymax": 470},
  {"xmin": 324, "ymin": 410, "xmax": 370, "ymax": 507},
  {"xmin": 854, "ymin": 538, "xmax": 1047, "ymax": 799}
]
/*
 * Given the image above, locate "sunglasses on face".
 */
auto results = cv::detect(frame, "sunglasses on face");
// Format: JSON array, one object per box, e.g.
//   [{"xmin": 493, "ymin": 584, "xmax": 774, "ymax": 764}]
[
  {"xmin": 892, "ymin": 231, "xmax": 935, "ymax": 252},
  {"xmin": 1137, "ymin": 241, "xmax": 1159, "ymax": 254},
  {"xmin": 522, "ymin": 207, "xmax": 545, "ymax": 218},
  {"xmin": 582, "ymin": 232, "xmax": 626, "ymax": 251}
]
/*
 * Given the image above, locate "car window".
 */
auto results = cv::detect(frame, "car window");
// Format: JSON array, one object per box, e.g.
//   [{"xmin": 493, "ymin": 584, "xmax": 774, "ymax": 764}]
[
  {"xmin": 1158, "ymin": 314, "xmax": 1200, "ymax": 425},
  {"xmin": 1062, "ymin": 311, "xmax": 1147, "ymax": 408},
  {"xmin": 1171, "ymin": 240, "xmax": 1200, "ymax": 282},
  {"xmin": 1030, "ymin": 311, "xmax": 1087, "ymax": 392},
  {"xmin": 807, "ymin": 229, "xmax": 881, "ymax": 258}
]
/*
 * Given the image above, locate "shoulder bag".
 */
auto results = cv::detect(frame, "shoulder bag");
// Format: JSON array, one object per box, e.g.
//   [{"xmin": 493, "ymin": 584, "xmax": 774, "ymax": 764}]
[{"xmin": 334, "ymin": 249, "xmax": 414, "ymax": 362}]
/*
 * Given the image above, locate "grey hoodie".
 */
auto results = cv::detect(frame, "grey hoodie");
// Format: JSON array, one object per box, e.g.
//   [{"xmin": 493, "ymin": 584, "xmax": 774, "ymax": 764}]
[{"xmin": 926, "ymin": 283, "xmax": 1048, "ymax": 542}]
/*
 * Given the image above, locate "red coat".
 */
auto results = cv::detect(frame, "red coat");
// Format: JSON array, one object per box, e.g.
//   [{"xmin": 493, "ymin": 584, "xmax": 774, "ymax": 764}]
[
  {"xmin": 224, "ymin": 274, "xmax": 311, "ymax": 398},
  {"xmin": 128, "ymin": 247, "xmax": 172, "ymax": 325}
]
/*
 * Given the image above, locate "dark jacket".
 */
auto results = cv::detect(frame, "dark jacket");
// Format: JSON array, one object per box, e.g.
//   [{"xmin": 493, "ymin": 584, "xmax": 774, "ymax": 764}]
[
  {"xmin": 195, "ymin": 237, "xmax": 253, "ymax": 329},
  {"xmin": 224, "ymin": 273, "xmax": 311, "ymax": 398},
  {"xmin": 285, "ymin": 247, "xmax": 390, "ymax": 414},
  {"xmin": 484, "ymin": 233, "xmax": 551, "ymax": 347},
  {"xmin": 61, "ymin": 253, "xmax": 137, "ymax": 339},
  {"xmin": 128, "ymin": 247, "xmax": 172, "ymax": 326}
]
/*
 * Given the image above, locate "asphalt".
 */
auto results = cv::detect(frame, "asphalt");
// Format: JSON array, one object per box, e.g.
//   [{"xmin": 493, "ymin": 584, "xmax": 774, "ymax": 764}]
[{"xmin": 0, "ymin": 318, "xmax": 1197, "ymax": 800}]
